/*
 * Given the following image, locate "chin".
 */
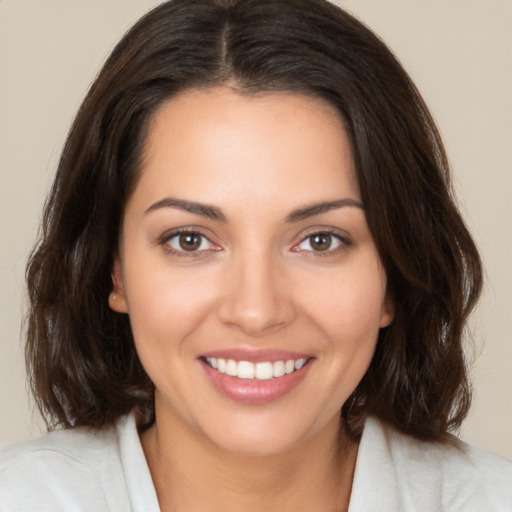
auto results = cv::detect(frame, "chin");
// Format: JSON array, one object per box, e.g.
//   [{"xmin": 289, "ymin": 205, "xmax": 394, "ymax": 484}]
[
  {"xmin": 209, "ymin": 429, "xmax": 304, "ymax": 457},
  {"xmin": 195, "ymin": 408, "xmax": 335, "ymax": 458}
]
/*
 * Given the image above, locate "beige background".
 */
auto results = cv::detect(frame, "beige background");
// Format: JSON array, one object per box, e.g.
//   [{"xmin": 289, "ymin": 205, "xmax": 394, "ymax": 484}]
[{"xmin": 1, "ymin": 1, "xmax": 511, "ymax": 459}]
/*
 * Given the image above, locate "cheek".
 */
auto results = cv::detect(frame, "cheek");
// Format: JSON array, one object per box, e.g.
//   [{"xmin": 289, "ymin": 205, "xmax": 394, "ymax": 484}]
[
  {"xmin": 122, "ymin": 253, "xmax": 220, "ymax": 351},
  {"xmin": 302, "ymin": 255, "xmax": 387, "ymax": 339}
]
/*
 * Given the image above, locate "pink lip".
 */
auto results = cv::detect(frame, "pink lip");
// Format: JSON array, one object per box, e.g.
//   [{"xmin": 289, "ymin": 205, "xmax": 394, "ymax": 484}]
[{"xmin": 199, "ymin": 356, "xmax": 313, "ymax": 405}]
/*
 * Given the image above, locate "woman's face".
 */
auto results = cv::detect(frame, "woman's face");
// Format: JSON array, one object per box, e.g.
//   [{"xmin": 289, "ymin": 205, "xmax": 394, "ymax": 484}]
[{"xmin": 111, "ymin": 87, "xmax": 393, "ymax": 455}]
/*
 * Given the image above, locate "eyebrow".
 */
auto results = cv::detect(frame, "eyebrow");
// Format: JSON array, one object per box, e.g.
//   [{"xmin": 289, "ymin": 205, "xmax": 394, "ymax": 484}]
[
  {"xmin": 285, "ymin": 198, "xmax": 364, "ymax": 223},
  {"xmin": 144, "ymin": 197, "xmax": 227, "ymax": 221},
  {"xmin": 144, "ymin": 196, "xmax": 364, "ymax": 223}
]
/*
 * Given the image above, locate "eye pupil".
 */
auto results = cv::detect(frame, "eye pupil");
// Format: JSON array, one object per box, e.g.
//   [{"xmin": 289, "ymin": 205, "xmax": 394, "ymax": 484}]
[
  {"xmin": 310, "ymin": 233, "xmax": 331, "ymax": 251},
  {"xmin": 179, "ymin": 233, "xmax": 201, "ymax": 251}
]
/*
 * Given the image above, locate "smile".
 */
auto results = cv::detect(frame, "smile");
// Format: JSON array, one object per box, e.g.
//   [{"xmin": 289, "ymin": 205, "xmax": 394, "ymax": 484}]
[
  {"xmin": 204, "ymin": 357, "xmax": 308, "ymax": 380},
  {"xmin": 199, "ymin": 351, "xmax": 314, "ymax": 404}
]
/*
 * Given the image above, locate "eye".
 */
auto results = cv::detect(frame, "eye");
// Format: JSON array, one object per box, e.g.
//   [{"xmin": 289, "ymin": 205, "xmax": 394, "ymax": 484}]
[
  {"xmin": 294, "ymin": 231, "xmax": 348, "ymax": 254},
  {"xmin": 162, "ymin": 230, "xmax": 217, "ymax": 255}
]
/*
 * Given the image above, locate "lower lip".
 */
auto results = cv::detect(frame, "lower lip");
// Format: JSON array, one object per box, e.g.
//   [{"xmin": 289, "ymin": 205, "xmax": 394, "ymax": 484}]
[{"xmin": 200, "ymin": 359, "xmax": 312, "ymax": 405}]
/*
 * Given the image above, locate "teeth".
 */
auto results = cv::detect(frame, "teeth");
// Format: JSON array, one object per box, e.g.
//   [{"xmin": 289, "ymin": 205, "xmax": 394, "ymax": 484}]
[
  {"xmin": 217, "ymin": 358, "xmax": 226, "ymax": 373},
  {"xmin": 255, "ymin": 362, "xmax": 273, "ymax": 380},
  {"xmin": 204, "ymin": 357, "xmax": 308, "ymax": 380},
  {"xmin": 273, "ymin": 360, "xmax": 285, "ymax": 378},
  {"xmin": 285, "ymin": 360, "xmax": 295, "ymax": 374},
  {"xmin": 295, "ymin": 358, "xmax": 307, "ymax": 370},
  {"xmin": 237, "ymin": 361, "xmax": 255, "ymax": 379},
  {"xmin": 206, "ymin": 357, "xmax": 218, "ymax": 370},
  {"xmin": 226, "ymin": 359, "xmax": 237, "ymax": 376}
]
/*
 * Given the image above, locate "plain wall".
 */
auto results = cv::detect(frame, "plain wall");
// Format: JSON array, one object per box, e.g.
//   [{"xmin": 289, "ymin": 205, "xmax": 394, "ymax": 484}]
[{"xmin": 1, "ymin": 0, "xmax": 511, "ymax": 459}]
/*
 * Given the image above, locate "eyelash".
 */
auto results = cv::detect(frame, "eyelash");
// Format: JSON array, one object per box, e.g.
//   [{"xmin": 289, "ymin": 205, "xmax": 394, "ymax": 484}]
[
  {"xmin": 293, "ymin": 229, "xmax": 352, "ymax": 257},
  {"xmin": 157, "ymin": 228, "xmax": 218, "ymax": 258},
  {"xmin": 157, "ymin": 228, "xmax": 351, "ymax": 258}
]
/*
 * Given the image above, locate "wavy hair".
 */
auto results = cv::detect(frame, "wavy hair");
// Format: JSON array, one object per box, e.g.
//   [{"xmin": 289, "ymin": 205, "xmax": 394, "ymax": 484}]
[{"xmin": 26, "ymin": 0, "xmax": 482, "ymax": 440}]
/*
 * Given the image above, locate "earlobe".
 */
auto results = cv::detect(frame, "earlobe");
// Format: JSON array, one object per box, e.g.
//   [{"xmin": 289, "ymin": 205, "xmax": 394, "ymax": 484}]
[
  {"xmin": 109, "ymin": 256, "xmax": 128, "ymax": 313},
  {"xmin": 379, "ymin": 294, "xmax": 394, "ymax": 328}
]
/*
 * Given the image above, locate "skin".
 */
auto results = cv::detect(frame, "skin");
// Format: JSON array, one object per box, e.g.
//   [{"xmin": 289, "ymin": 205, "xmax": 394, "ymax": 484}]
[{"xmin": 110, "ymin": 87, "xmax": 393, "ymax": 511}]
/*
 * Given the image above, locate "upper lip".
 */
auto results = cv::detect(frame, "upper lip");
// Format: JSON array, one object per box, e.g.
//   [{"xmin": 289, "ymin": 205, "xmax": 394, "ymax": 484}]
[{"xmin": 199, "ymin": 347, "xmax": 312, "ymax": 363}]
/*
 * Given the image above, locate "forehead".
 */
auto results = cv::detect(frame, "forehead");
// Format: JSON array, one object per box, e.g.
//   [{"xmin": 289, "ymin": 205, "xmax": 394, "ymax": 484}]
[{"xmin": 132, "ymin": 87, "xmax": 360, "ymax": 215}]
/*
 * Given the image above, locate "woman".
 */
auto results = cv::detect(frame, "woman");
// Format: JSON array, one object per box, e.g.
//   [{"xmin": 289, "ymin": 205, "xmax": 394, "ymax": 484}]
[{"xmin": 1, "ymin": 0, "xmax": 510, "ymax": 510}]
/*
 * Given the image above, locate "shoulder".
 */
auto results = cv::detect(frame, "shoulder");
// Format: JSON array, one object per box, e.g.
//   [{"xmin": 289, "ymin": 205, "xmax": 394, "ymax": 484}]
[
  {"xmin": 385, "ymin": 419, "xmax": 512, "ymax": 500},
  {"xmin": 350, "ymin": 417, "xmax": 512, "ymax": 512},
  {"xmin": 0, "ymin": 418, "xmax": 132, "ymax": 511}
]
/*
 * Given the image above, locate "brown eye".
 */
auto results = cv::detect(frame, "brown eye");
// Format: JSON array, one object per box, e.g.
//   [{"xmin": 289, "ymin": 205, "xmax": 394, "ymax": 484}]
[
  {"xmin": 309, "ymin": 233, "xmax": 332, "ymax": 251},
  {"xmin": 295, "ymin": 231, "xmax": 345, "ymax": 254},
  {"xmin": 179, "ymin": 233, "xmax": 201, "ymax": 251},
  {"xmin": 165, "ymin": 231, "xmax": 214, "ymax": 253}
]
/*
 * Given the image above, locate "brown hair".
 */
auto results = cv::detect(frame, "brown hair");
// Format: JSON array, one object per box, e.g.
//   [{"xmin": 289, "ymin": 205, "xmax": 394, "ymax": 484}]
[{"xmin": 26, "ymin": 0, "xmax": 482, "ymax": 441}]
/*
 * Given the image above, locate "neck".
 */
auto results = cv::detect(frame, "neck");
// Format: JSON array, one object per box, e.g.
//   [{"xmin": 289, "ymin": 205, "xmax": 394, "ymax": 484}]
[{"xmin": 141, "ymin": 400, "xmax": 359, "ymax": 512}]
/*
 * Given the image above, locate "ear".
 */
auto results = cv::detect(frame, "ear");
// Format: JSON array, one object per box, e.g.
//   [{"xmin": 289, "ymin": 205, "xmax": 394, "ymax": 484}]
[
  {"xmin": 109, "ymin": 255, "xmax": 128, "ymax": 313},
  {"xmin": 379, "ymin": 292, "xmax": 394, "ymax": 328}
]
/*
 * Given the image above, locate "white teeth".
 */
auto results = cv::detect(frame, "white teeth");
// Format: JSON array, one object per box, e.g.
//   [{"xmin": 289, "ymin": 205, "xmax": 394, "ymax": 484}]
[
  {"xmin": 206, "ymin": 357, "xmax": 218, "ymax": 369},
  {"xmin": 273, "ymin": 360, "xmax": 285, "ymax": 378},
  {"xmin": 295, "ymin": 358, "xmax": 307, "ymax": 370},
  {"xmin": 217, "ymin": 358, "xmax": 226, "ymax": 373},
  {"xmin": 205, "ymin": 357, "xmax": 308, "ymax": 380},
  {"xmin": 285, "ymin": 360, "xmax": 295, "ymax": 374},
  {"xmin": 237, "ymin": 361, "xmax": 255, "ymax": 379},
  {"xmin": 226, "ymin": 359, "xmax": 237, "ymax": 376},
  {"xmin": 255, "ymin": 362, "xmax": 274, "ymax": 380}
]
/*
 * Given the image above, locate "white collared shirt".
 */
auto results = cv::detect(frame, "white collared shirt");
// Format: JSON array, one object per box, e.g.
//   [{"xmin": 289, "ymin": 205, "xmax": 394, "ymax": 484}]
[{"xmin": 1, "ymin": 412, "xmax": 511, "ymax": 511}]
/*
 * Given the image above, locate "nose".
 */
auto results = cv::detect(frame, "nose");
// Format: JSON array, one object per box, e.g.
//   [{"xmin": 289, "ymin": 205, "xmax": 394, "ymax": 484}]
[{"xmin": 217, "ymin": 249, "xmax": 297, "ymax": 337}]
